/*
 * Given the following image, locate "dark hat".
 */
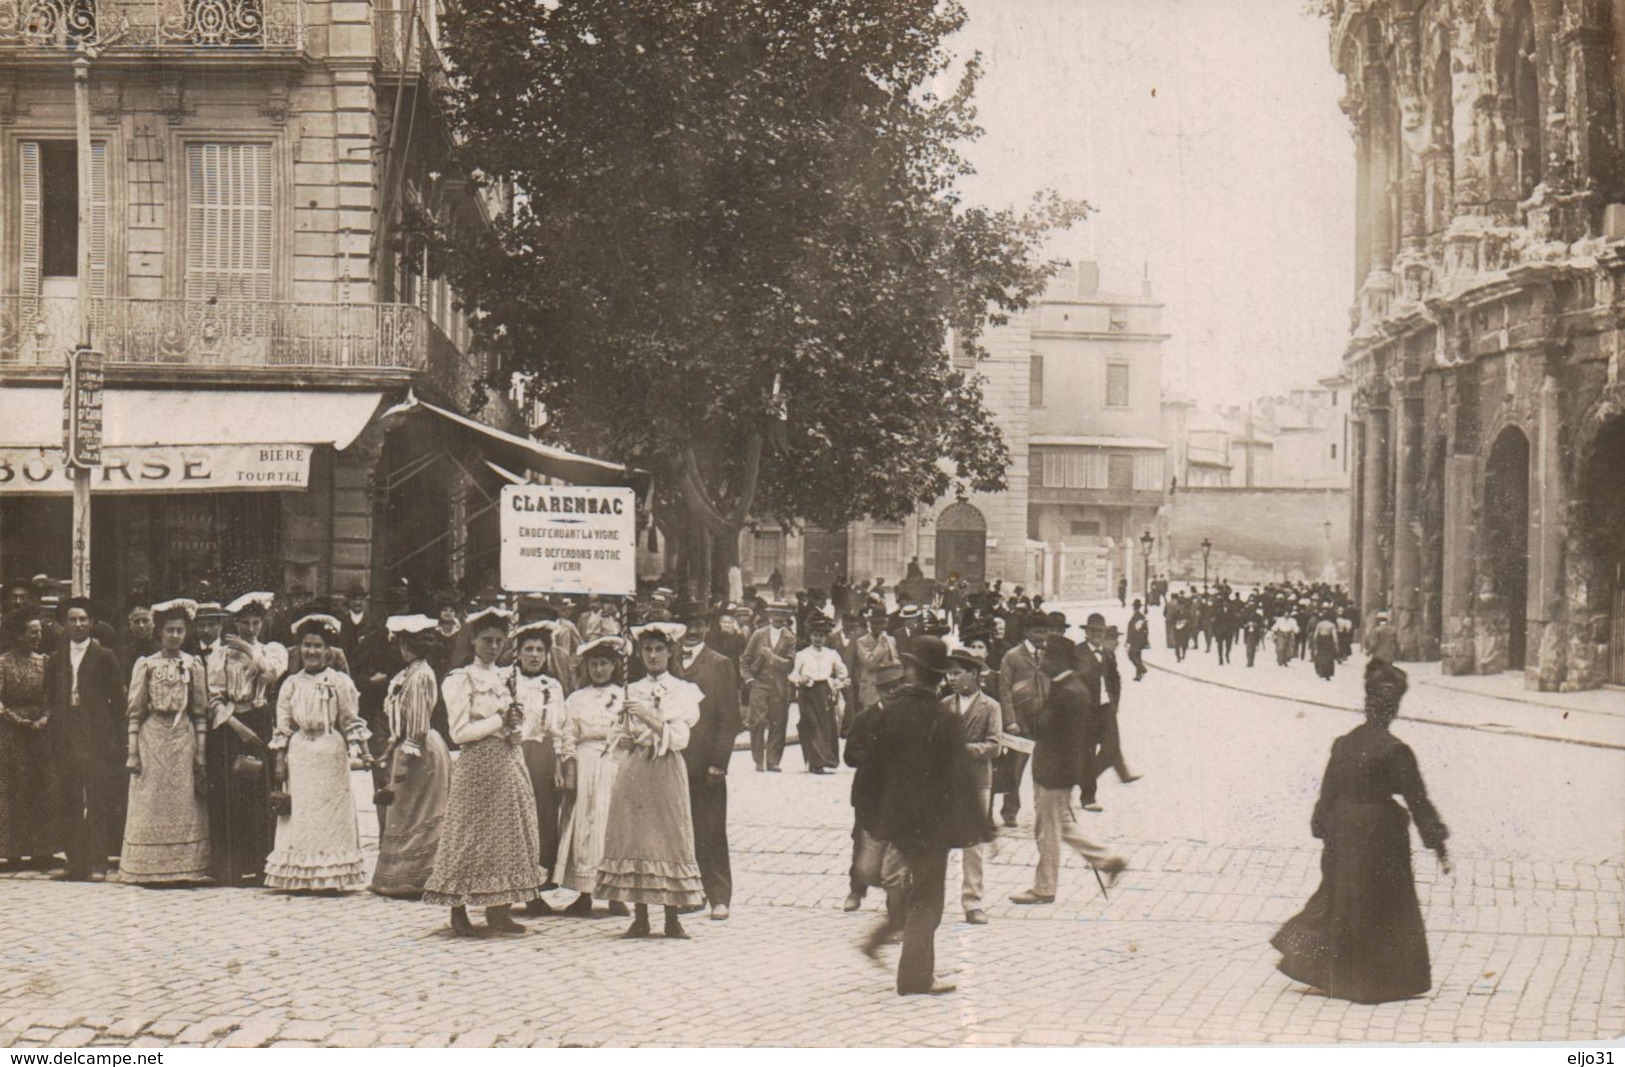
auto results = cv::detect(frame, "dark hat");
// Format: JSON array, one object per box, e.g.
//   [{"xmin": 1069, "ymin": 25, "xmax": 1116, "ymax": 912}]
[
  {"xmin": 1132, "ymin": 599, "xmax": 1142, "ymax": 609},
  {"xmin": 958, "ymin": 621, "xmax": 993, "ymax": 645},
  {"xmin": 1364, "ymin": 660, "xmax": 1409, "ymax": 709},
  {"xmin": 946, "ymin": 647, "xmax": 985, "ymax": 672},
  {"xmin": 806, "ymin": 614, "xmax": 834, "ymax": 635},
  {"xmin": 1040, "ymin": 633, "xmax": 1078, "ymax": 661},
  {"xmin": 1024, "ymin": 610, "xmax": 1056, "ymax": 632},
  {"xmin": 345, "ymin": 583, "xmax": 369, "ymax": 600},
  {"xmin": 1048, "ymin": 611, "xmax": 1069, "ymax": 628},
  {"xmin": 900, "ymin": 634, "xmax": 950, "ymax": 676},
  {"xmin": 1104, "ymin": 625, "xmax": 1120, "ymax": 640},
  {"xmin": 1084, "ymin": 612, "xmax": 1107, "ymax": 628},
  {"xmin": 675, "ymin": 600, "xmax": 715, "ymax": 625}
]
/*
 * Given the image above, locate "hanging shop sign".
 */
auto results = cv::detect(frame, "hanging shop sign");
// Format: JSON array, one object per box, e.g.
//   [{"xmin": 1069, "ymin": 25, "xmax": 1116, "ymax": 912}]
[
  {"xmin": 0, "ymin": 444, "xmax": 312, "ymax": 494},
  {"xmin": 500, "ymin": 484, "xmax": 636, "ymax": 595}
]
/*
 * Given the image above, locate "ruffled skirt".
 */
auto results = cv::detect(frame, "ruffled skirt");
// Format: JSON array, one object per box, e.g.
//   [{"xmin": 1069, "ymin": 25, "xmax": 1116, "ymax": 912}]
[
  {"xmin": 264, "ymin": 730, "xmax": 365, "ymax": 891},
  {"xmin": 595, "ymin": 748, "xmax": 704, "ymax": 907},
  {"xmin": 120, "ymin": 715, "xmax": 210, "ymax": 884},
  {"xmin": 422, "ymin": 735, "xmax": 546, "ymax": 908}
]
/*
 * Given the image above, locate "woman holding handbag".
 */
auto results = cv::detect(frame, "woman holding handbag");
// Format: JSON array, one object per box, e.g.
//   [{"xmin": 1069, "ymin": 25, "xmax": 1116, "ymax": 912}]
[
  {"xmin": 370, "ymin": 615, "xmax": 450, "ymax": 898},
  {"xmin": 264, "ymin": 615, "xmax": 369, "ymax": 892},
  {"xmin": 122, "ymin": 599, "xmax": 211, "ymax": 885}
]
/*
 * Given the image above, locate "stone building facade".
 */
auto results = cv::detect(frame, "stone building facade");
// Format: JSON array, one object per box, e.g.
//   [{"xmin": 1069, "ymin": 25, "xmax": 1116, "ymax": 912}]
[
  {"xmin": 1327, "ymin": 0, "xmax": 1625, "ymax": 689},
  {"xmin": 0, "ymin": 0, "xmax": 618, "ymax": 607}
]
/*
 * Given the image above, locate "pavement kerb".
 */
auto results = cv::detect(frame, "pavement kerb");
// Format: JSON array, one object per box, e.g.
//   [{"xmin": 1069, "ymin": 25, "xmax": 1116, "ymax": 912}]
[{"xmin": 1145, "ymin": 657, "xmax": 1625, "ymax": 752}]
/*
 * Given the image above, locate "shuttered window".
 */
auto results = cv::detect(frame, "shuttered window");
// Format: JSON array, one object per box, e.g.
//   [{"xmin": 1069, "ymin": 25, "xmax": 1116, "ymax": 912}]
[
  {"xmin": 185, "ymin": 142, "xmax": 273, "ymax": 302},
  {"xmin": 17, "ymin": 140, "xmax": 107, "ymax": 304}
]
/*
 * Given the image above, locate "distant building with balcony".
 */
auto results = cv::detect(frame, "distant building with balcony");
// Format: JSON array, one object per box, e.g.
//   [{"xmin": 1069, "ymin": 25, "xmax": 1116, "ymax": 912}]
[
  {"xmin": 0, "ymin": 0, "xmax": 622, "ymax": 604},
  {"xmin": 734, "ymin": 262, "xmax": 1170, "ymax": 602}
]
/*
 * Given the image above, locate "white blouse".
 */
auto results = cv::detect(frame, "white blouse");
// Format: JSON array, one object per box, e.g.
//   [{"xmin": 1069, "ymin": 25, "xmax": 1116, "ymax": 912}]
[
  {"xmin": 618, "ymin": 672, "xmax": 701, "ymax": 758},
  {"xmin": 559, "ymin": 683, "xmax": 623, "ymax": 761},
  {"xmin": 513, "ymin": 668, "xmax": 567, "ymax": 747},
  {"xmin": 270, "ymin": 668, "xmax": 367, "ymax": 751},
  {"xmin": 441, "ymin": 659, "xmax": 513, "ymax": 746},
  {"xmin": 789, "ymin": 645, "xmax": 849, "ymax": 687}
]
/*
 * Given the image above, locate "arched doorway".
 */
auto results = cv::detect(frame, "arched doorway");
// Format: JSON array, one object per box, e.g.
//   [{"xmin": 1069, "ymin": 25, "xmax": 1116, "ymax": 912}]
[
  {"xmin": 1581, "ymin": 415, "xmax": 1625, "ymax": 684},
  {"xmin": 935, "ymin": 503, "xmax": 987, "ymax": 586},
  {"xmin": 1483, "ymin": 426, "xmax": 1531, "ymax": 670}
]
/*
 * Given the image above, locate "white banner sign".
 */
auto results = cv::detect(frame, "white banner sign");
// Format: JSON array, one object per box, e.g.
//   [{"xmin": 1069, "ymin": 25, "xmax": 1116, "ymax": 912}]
[
  {"xmin": 500, "ymin": 484, "xmax": 636, "ymax": 595},
  {"xmin": 0, "ymin": 444, "xmax": 312, "ymax": 494}
]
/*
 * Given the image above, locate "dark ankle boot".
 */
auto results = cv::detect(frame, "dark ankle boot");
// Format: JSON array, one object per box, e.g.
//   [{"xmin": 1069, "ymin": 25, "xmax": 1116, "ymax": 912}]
[
  {"xmin": 449, "ymin": 907, "xmax": 477, "ymax": 936},
  {"xmin": 563, "ymin": 893, "xmax": 594, "ymax": 917},
  {"xmin": 620, "ymin": 904, "xmax": 651, "ymax": 939},
  {"xmin": 485, "ymin": 905, "xmax": 526, "ymax": 934},
  {"xmin": 663, "ymin": 906, "xmax": 690, "ymax": 940}
]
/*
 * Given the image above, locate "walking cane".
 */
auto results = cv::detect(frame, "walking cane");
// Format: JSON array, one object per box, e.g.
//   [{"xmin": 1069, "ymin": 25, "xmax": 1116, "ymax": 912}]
[{"xmin": 1089, "ymin": 861, "xmax": 1109, "ymax": 901}]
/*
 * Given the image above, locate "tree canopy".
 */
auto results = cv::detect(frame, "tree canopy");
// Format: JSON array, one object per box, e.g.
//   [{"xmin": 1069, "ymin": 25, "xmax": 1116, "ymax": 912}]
[{"xmin": 434, "ymin": 0, "xmax": 1087, "ymax": 590}]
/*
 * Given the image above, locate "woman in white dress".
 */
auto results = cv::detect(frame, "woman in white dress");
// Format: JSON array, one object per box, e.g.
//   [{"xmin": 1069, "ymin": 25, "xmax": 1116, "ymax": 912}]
[
  {"xmin": 595, "ymin": 623, "xmax": 706, "ymax": 939},
  {"xmin": 554, "ymin": 635, "xmax": 629, "ymax": 917},
  {"xmin": 264, "ymin": 615, "xmax": 369, "ymax": 892}
]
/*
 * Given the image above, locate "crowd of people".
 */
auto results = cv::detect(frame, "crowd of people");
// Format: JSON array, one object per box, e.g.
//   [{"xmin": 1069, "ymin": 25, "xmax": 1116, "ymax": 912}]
[
  {"xmin": 1137, "ymin": 579, "xmax": 1367, "ymax": 680},
  {"xmin": 0, "ymin": 567, "xmax": 1448, "ymax": 1004}
]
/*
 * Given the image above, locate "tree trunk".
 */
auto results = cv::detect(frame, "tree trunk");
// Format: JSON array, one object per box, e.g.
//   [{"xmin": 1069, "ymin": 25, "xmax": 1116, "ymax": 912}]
[{"xmin": 711, "ymin": 524, "xmax": 741, "ymax": 599}]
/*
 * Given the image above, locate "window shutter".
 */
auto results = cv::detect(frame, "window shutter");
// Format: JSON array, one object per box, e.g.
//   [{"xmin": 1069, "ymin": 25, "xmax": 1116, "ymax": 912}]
[
  {"xmin": 88, "ymin": 141, "xmax": 107, "ymax": 326},
  {"xmin": 186, "ymin": 142, "xmax": 273, "ymax": 302},
  {"xmin": 19, "ymin": 141, "xmax": 41, "ymax": 311}
]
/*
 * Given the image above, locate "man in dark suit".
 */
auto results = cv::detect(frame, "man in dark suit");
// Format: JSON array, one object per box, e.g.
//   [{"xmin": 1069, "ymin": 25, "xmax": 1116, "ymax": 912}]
[
  {"xmin": 1080, "ymin": 620, "xmax": 1139, "ymax": 814},
  {"xmin": 676, "ymin": 603, "xmax": 743, "ymax": 921},
  {"xmin": 994, "ymin": 611, "xmax": 1054, "ymax": 827},
  {"xmin": 46, "ymin": 597, "xmax": 126, "ymax": 881},
  {"xmin": 1126, "ymin": 600, "xmax": 1150, "ymax": 681},
  {"xmin": 849, "ymin": 636, "xmax": 988, "ymax": 996},
  {"xmin": 1009, "ymin": 632, "xmax": 1126, "ymax": 905}
]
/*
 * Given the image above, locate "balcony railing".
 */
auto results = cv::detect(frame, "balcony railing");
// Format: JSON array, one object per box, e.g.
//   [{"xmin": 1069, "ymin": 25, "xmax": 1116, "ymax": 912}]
[
  {"xmin": 0, "ymin": 0, "xmax": 303, "ymax": 51},
  {"xmin": 375, "ymin": 6, "xmax": 447, "ymax": 95},
  {"xmin": 0, "ymin": 294, "xmax": 437, "ymax": 371}
]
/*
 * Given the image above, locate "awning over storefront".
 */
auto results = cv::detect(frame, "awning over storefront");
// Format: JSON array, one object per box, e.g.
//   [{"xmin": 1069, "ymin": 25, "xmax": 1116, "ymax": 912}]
[
  {"xmin": 0, "ymin": 387, "xmax": 383, "ymax": 450},
  {"xmin": 383, "ymin": 392, "xmax": 650, "ymax": 496},
  {"xmin": 0, "ymin": 387, "xmax": 382, "ymax": 494}
]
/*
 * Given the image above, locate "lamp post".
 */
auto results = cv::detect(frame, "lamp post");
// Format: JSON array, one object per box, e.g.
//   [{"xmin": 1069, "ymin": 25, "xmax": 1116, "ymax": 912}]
[
  {"xmin": 1201, "ymin": 537, "xmax": 1212, "ymax": 590},
  {"xmin": 1140, "ymin": 529, "xmax": 1154, "ymax": 605}
]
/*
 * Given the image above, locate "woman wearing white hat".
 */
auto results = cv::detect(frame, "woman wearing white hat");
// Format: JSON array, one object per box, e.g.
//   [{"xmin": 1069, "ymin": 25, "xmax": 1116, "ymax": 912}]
[
  {"xmin": 370, "ymin": 615, "xmax": 451, "ymax": 898},
  {"xmin": 121, "ymin": 599, "xmax": 211, "ymax": 885},
  {"xmin": 553, "ymin": 635, "xmax": 630, "ymax": 917},
  {"xmin": 264, "ymin": 615, "xmax": 369, "ymax": 891},
  {"xmin": 422, "ymin": 606, "xmax": 546, "ymax": 935},
  {"xmin": 596, "ymin": 622, "xmax": 706, "ymax": 939}
]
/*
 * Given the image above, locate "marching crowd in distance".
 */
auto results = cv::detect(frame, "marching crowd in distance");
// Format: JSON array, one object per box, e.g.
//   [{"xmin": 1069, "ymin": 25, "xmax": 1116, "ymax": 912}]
[{"xmin": 0, "ymin": 563, "xmax": 1445, "ymax": 1003}]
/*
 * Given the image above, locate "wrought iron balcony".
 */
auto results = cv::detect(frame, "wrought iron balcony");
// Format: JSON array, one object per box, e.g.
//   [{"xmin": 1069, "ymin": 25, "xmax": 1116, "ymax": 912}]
[
  {"xmin": 0, "ymin": 0, "xmax": 303, "ymax": 52},
  {"xmin": 375, "ymin": 5, "xmax": 447, "ymax": 95},
  {"xmin": 0, "ymin": 295, "xmax": 483, "ymax": 389}
]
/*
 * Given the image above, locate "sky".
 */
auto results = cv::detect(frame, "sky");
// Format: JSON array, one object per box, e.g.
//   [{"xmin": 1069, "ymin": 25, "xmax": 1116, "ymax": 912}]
[{"xmin": 944, "ymin": 0, "xmax": 1355, "ymax": 406}]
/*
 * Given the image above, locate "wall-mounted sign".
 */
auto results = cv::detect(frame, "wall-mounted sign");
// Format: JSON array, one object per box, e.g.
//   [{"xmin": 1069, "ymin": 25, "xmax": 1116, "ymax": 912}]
[
  {"xmin": 63, "ymin": 348, "xmax": 105, "ymax": 468},
  {"xmin": 0, "ymin": 444, "xmax": 312, "ymax": 494},
  {"xmin": 500, "ymin": 484, "xmax": 636, "ymax": 595}
]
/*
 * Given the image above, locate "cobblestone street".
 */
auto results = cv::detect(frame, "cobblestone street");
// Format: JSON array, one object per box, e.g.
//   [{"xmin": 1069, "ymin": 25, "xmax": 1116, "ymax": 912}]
[{"xmin": 1, "ymin": 646, "xmax": 1620, "ymax": 1048}]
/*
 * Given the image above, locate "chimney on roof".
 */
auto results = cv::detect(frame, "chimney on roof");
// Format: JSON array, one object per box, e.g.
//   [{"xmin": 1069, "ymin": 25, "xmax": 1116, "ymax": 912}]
[{"xmin": 1076, "ymin": 261, "xmax": 1100, "ymax": 298}]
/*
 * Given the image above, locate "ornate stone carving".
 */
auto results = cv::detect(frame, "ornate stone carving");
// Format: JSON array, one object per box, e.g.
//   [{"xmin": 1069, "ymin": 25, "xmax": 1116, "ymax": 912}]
[{"xmin": 158, "ymin": 72, "xmax": 191, "ymax": 125}]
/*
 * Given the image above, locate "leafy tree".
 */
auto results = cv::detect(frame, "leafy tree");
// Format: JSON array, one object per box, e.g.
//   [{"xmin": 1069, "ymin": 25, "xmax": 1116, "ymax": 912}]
[{"xmin": 434, "ymin": 0, "xmax": 1087, "ymax": 594}]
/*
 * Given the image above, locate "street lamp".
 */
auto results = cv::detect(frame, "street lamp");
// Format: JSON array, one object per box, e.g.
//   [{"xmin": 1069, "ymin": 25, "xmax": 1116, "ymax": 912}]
[
  {"xmin": 1139, "ymin": 529, "xmax": 1154, "ymax": 605},
  {"xmin": 1201, "ymin": 537, "xmax": 1212, "ymax": 590}
]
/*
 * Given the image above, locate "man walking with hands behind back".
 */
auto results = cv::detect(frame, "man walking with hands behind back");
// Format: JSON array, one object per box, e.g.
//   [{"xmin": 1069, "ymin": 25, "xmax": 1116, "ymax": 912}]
[{"xmin": 851, "ymin": 636, "xmax": 990, "ymax": 996}]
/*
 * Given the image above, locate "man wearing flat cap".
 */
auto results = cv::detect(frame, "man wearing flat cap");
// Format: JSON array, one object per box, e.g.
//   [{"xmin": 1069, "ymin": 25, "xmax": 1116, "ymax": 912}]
[{"xmin": 848, "ymin": 635, "xmax": 989, "ymax": 995}]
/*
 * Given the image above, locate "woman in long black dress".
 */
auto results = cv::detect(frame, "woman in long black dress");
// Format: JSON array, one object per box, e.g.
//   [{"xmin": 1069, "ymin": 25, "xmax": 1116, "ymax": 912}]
[{"xmin": 1272, "ymin": 661, "xmax": 1450, "ymax": 1003}]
